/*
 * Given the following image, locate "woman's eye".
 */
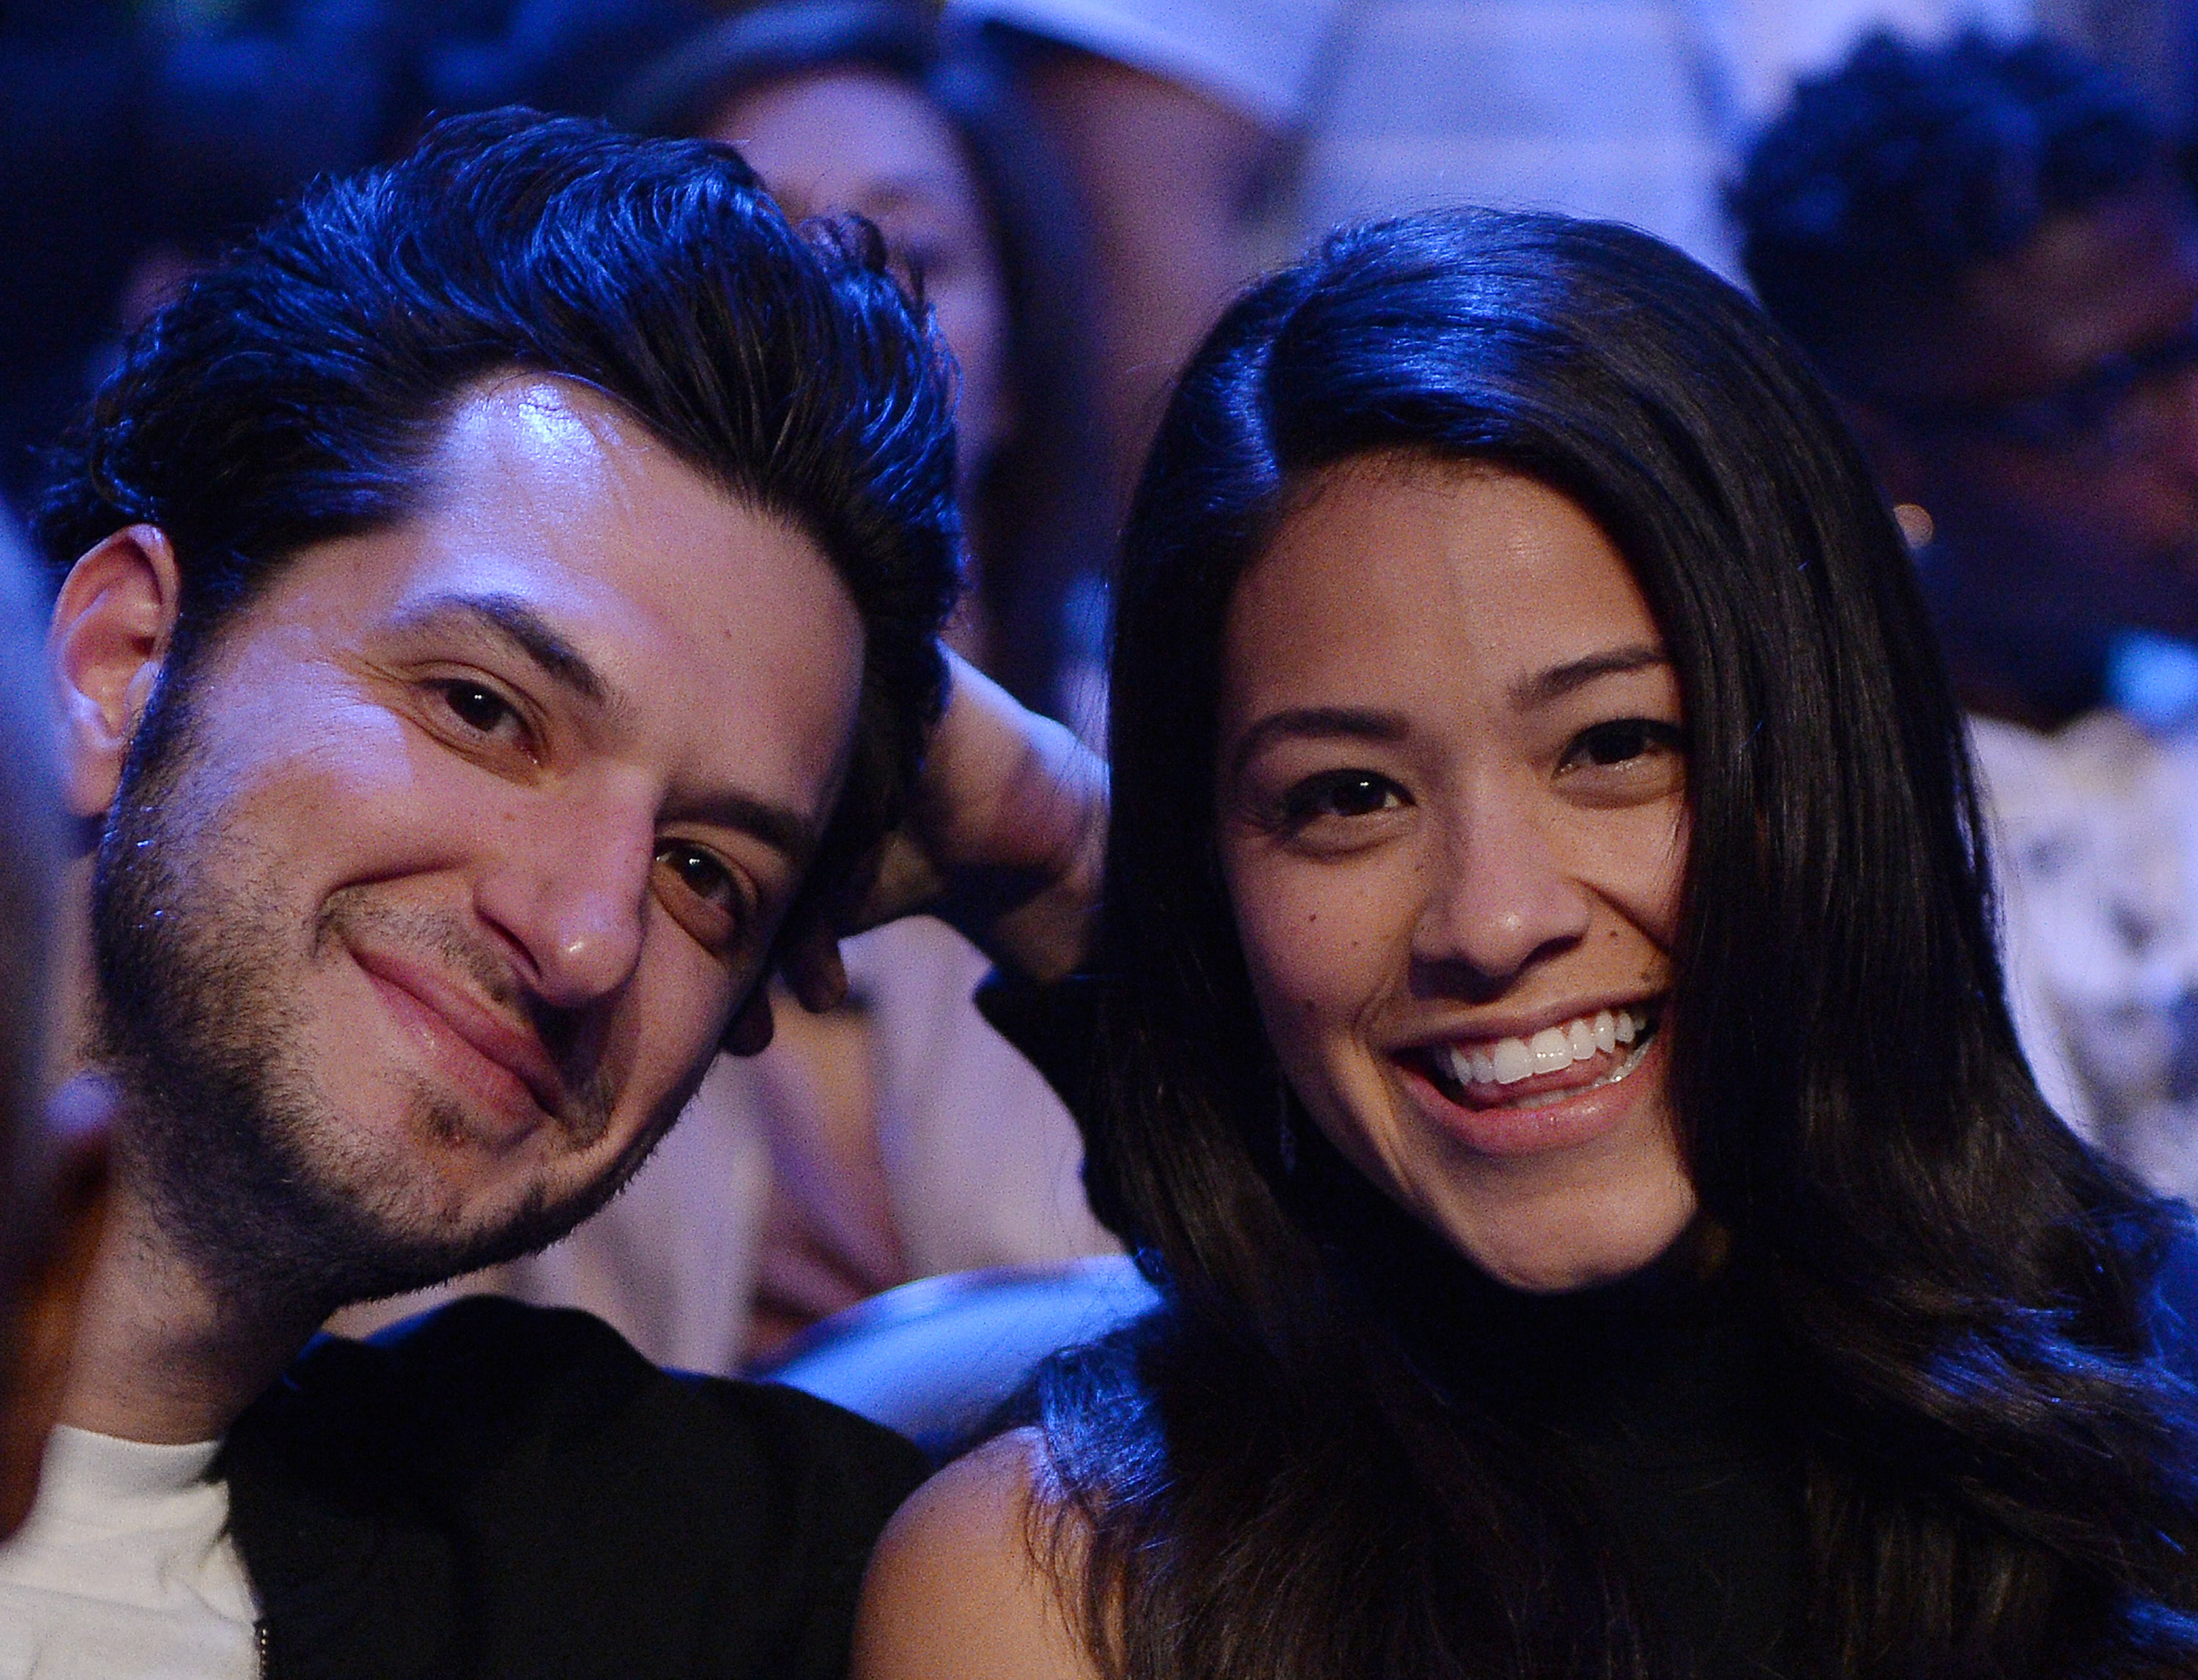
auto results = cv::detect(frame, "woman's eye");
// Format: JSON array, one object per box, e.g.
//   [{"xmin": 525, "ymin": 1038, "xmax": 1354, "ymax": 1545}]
[
  {"xmin": 438, "ymin": 680, "xmax": 519, "ymax": 738},
  {"xmin": 1559, "ymin": 719, "xmax": 1687, "ymax": 774},
  {"xmin": 1282, "ymin": 770, "xmax": 1405, "ymax": 826},
  {"xmin": 888, "ymin": 226, "xmax": 968, "ymax": 289}
]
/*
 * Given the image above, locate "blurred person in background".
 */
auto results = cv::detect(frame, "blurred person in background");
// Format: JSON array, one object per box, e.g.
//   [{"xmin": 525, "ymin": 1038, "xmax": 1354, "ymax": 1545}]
[
  {"xmin": 1736, "ymin": 31, "xmax": 2198, "ymax": 1202},
  {"xmin": 338, "ymin": 0, "xmax": 1121, "ymax": 1372},
  {"xmin": 939, "ymin": 0, "xmax": 2041, "ymax": 528},
  {"xmin": 0, "ymin": 501, "xmax": 108, "ymax": 1547},
  {"xmin": 633, "ymin": 2, "xmax": 1120, "ymax": 1362},
  {"xmin": 628, "ymin": 0, "xmax": 1111, "ymax": 736}
]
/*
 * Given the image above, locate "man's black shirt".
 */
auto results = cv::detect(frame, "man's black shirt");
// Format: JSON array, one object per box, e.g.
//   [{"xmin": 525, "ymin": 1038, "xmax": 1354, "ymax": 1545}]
[{"xmin": 219, "ymin": 1296, "xmax": 928, "ymax": 1679}]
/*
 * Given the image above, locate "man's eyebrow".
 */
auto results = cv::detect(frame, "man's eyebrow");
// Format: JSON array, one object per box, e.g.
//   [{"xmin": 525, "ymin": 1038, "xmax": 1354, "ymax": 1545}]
[
  {"xmin": 393, "ymin": 592, "xmax": 819, "ymax": 862},
  {"xmin": 1509, "ymin": 645, "xmax": 1670, "ymax": 711},
  {"xmin": 390, "ymin": 592, "xmax": 618, "ymax": 711},
  {"xmin": 1229, "ymin": 707, "xmax": 1409, "ymax": 781},
  {"xmin": 684, "ymin": 789, "xmax": 820, "ymax": 865}
]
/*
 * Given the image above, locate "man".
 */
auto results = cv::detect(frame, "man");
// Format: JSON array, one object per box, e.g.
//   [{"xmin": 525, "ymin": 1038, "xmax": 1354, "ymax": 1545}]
[
  {"xmin": 1734, "ymin": 32, "xmax": 2198, "ymax": 1199},
  {"xmin": 0, "ymin": 503, "xmax": 107, "ymax": 1547},
  {"xmin": 0, "ymin": 109, "xmax": 1103, "ymax": 1676}
]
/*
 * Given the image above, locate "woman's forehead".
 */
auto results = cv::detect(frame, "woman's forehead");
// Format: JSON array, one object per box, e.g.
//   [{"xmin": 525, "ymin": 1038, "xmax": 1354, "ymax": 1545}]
[{"xmin": 1222, "ymin": 458, "xmax": 1661, "ymax": 718}]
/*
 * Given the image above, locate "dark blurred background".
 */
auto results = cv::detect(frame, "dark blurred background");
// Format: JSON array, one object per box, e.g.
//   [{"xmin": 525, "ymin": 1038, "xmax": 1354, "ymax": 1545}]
[{"xmin": 0, "ymin": 1, "xmax": 728, "ymax": 513}]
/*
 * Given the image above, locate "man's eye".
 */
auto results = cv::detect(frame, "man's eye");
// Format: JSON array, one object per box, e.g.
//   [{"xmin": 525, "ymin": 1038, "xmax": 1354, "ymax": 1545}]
[
  {"xmin": 656, "ymin": 840, "xmax": 737, "ymax": 910},
  {"xmin": 1283, "ymin": 770, "xmax": 1405, "ymax": 825},
  {"xmin": 651, "ymin": 840, "xmax": 750, "ymax": 956},
  {"xmin": 1561, "ymin": 719, "xmax": 1686, "ymax": 771}
]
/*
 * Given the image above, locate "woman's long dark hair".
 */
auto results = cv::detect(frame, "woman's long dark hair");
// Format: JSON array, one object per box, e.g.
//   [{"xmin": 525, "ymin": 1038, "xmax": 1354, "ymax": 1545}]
[
  {"xmin": 621, "ymin": 0, "xmax": 1108, "ymax": 722},
  {"xmin": 1037, "ymin": 210, "xmax": 2198, "ymax": 1678}
]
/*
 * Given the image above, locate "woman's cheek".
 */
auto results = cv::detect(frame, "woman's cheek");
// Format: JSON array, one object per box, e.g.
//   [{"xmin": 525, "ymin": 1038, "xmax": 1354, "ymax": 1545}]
[{"xmin": 1229, "ymin": 852, "xmax": 1395, "ymax": 1057}]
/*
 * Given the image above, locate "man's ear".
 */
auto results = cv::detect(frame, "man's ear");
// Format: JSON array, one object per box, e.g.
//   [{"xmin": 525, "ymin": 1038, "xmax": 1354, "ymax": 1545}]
[
  {"xmin": 48, "ymin": 526, "xmax": 185, "ymax": 821},
  {"xmin": 0, "ymin": 1079, "xmax": 112, "ymax": 1539},
  {"xmin": 723, "ymin": 983, "xmax": 776, "ymax": 1057}
]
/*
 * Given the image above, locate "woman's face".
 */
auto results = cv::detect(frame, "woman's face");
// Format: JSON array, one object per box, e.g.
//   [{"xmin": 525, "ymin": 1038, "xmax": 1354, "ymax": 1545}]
[
  {"xmin": 1215, "ymin": 456, "xmax": 1698, "ymax": 1292},
  {"xmin": 709, "ymin": 70, "xmax": 1013, "ymax": 481}
]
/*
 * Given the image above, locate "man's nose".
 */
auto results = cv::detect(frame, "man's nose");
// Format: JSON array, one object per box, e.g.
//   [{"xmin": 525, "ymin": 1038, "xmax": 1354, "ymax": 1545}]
[
  {"xmin": 1411, "ymin": 788, "xmax": 1591, "ymax": 992},
  {"xmin": 474, "ymin": 787, "xmax": 655, "ymax": 1010}
]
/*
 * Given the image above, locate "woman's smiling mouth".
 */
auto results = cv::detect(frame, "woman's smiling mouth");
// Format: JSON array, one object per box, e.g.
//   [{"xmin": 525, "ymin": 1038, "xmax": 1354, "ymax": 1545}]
[{"xmin": 1417, "ymin": 1003, "xmax": 1662, "ymax": 1111}]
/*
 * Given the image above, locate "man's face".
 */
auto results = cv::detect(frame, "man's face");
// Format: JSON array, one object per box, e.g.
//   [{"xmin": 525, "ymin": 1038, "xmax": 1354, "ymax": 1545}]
[
  {"xmin": 89, "ymin": 375, "xmax": 865, "ymax": 1308},
  {"xmin": 1868, "ymin": 185, "xmax": 2198, "ymax": 651}
]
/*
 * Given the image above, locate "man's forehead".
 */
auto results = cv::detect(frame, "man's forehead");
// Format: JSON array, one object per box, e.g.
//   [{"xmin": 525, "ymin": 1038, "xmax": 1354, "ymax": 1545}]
[
  {"xmin": 281, "ymin": 373, "xmax": 865, "ymax": 823},
  {"xmin": 410, "ymin": 374, "xmax": 828, "ymax": 614},
  {"xmin": 428, "ymin": 374, "xmax": 706, "ymax": 520}
]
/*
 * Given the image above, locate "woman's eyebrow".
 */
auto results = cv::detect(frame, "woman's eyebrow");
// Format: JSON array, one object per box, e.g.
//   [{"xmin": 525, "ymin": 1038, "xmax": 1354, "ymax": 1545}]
[
  {"xmin": 1228, "ymin": 706, "xmax": 1409, "ymax": 781},
  {"xmin": 1508, "ymin": 644, "xmax": 1668, "ymax": 711}
]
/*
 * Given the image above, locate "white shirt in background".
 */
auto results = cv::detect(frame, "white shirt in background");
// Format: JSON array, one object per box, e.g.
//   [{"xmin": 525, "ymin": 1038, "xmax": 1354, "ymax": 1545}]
[
  {"xmin": 950, "ymin": 0, "xmax": 2034, "ymax": 276},
  {"xmin": 1972, "ymin": 708, "xmax": 2198, "ymax": 1206},
  {"xmin": 0, "ymin": 1425, "xmax": 259, "ymax": 1680}
]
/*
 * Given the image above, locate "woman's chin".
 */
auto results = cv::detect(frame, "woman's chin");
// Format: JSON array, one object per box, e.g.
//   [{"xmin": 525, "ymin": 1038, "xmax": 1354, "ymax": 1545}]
[{"xmin": 1442, "ymin": 1175, "xmax": 1701, "ymax": 1295}]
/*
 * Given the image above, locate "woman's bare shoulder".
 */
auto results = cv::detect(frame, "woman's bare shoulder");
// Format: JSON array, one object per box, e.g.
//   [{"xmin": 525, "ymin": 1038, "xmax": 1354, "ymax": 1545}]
[{"xmin": 851, "ymin": 1426, "xmax": 1102, "ymax": 1680}]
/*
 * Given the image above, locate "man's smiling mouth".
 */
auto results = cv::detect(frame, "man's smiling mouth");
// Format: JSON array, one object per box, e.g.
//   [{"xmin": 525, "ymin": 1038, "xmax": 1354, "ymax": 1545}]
[
  {"xmin": 1421, "ymin": 1004, "xmax": 1662, "ymax": 1110},
  {"xmin": 351, "ymin": 944, "xmax": 569, "ymax": 1120}
]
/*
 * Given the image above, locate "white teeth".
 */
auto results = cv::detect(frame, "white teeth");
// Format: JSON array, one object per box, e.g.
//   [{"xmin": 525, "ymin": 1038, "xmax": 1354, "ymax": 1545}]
[
  {"xmin": 1529, "ymin": 1027, "xmax": 1572, "ymax": 1073},
  {"xmin": 1491, "ymin": 1038, "xmax": 1534, "ymax": 1084},
  {"xmin": 1439, "ymin": 1007, "xmax": 1654, "ymax": 1092}
]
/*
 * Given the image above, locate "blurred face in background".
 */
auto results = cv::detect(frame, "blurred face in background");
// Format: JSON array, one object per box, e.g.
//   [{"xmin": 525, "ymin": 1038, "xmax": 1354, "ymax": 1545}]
[
  {"xmin": 1864, "ymin": 185, "xmax": 2198, "ymax": 709},
  {"xmin": 709, "ymin": 70, "xmax": 1013, "ymax": 492}
]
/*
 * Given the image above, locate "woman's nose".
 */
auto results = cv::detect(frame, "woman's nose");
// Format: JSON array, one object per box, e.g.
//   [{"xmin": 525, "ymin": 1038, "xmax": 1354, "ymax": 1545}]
[{"xmin": 1410, "ymin": 792, "xmax": 1591, "ymax": 990}]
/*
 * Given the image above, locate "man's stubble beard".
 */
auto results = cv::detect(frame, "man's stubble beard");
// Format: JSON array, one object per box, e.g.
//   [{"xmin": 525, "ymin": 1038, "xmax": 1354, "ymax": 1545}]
[{"xmin": 91, "ymin": 668, "xmax": 656, "ymax": 1325}]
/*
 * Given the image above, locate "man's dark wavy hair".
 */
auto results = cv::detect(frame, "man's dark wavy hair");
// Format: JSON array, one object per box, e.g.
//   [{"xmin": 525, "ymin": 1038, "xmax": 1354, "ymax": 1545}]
[
  {"xmin": 1732, "ymin": 29, "xmax": 2163, "ymax": 382},
  {"xmin": 34, "ymin": 107, "xmax": 961, "ymax": 946}
]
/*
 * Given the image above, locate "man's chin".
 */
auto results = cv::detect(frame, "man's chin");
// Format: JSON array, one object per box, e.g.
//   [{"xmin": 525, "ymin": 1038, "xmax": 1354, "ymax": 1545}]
[
  {"xmin": 324, "ymin": 1125, "xmax": 667, "ymax": 1309},
  {"xmin": 124, "ymin": 1081, "xmax": 610, "ymax": 1322},
  {"xmin": 319, "ymin": 1207, "xmax": 571, "ymax": 1309}
]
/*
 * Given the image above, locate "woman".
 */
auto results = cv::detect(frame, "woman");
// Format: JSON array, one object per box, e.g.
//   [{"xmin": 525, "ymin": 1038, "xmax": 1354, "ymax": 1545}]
[{"xmin": 853, "ymin": 210, "xmax": 2198, "ymax": 1677}]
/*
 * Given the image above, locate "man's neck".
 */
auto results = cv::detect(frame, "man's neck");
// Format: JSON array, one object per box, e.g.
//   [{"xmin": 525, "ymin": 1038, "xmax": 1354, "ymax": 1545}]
[{"xmin": 59, "ymin": 1177, "xmax": 325, "ymax": 1447}]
